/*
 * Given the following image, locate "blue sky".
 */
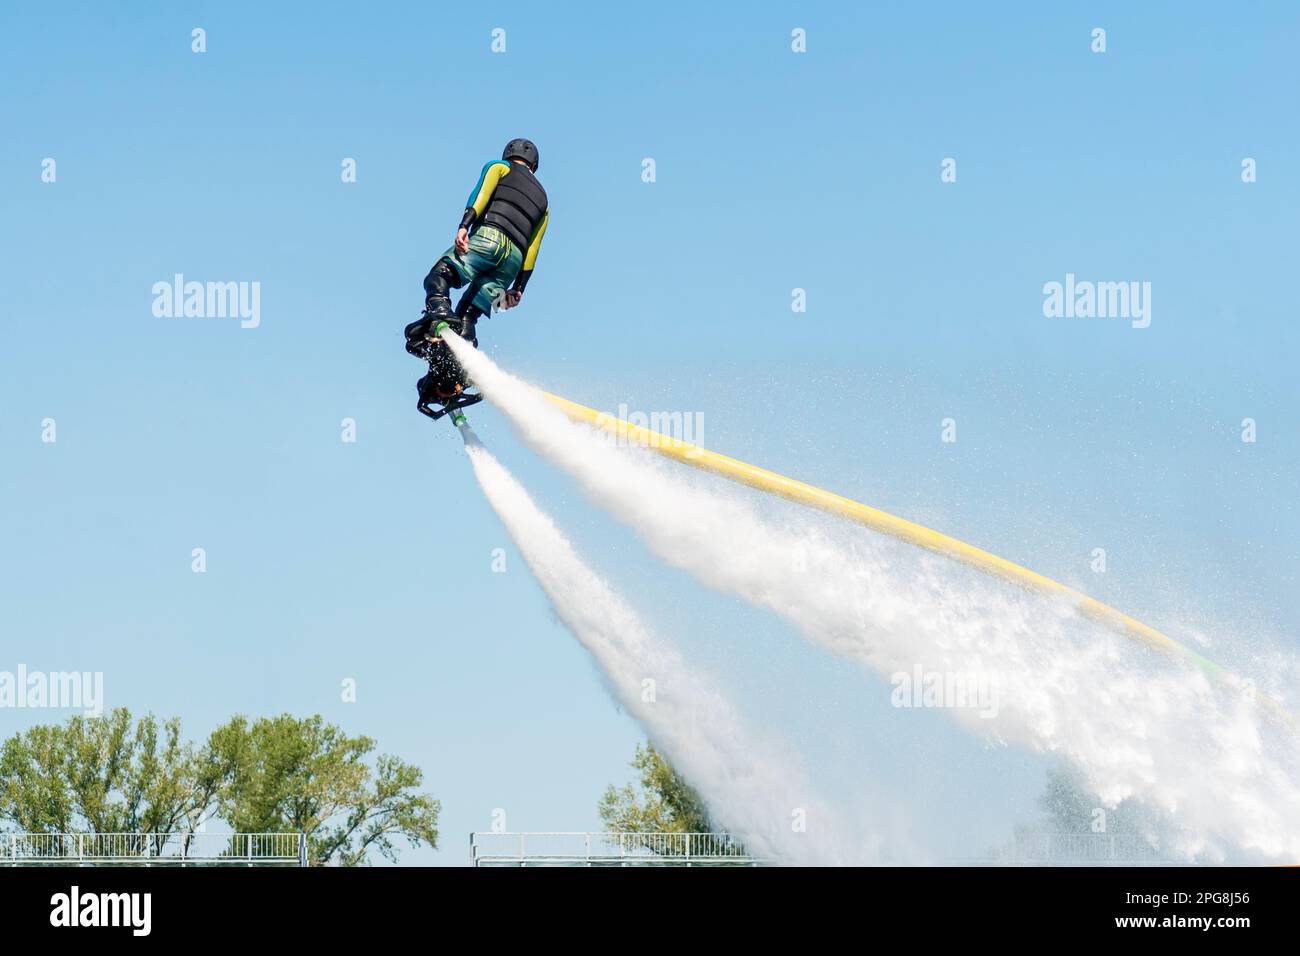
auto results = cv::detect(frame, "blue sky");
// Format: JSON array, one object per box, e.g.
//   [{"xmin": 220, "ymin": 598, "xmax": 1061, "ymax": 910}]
[{"xmin": 1, "ymin": 1, "xmax": 1297, "ymax": 864}]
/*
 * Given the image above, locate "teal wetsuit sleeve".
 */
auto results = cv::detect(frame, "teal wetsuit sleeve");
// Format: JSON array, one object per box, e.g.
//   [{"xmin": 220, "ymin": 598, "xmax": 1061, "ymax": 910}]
[{"xmin": 461, "ymin": 160, "xmax": 511, "ymax": 229}]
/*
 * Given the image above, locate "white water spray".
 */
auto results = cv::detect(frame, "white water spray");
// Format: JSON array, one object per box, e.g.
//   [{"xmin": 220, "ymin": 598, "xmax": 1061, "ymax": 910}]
[
  {"xmin": 446, "ymin": 333, "xmax": 1300, "ymax": 862},
  {"xmin": 456, "ymin": 426, "xmax": 853, "ymax": 863}
]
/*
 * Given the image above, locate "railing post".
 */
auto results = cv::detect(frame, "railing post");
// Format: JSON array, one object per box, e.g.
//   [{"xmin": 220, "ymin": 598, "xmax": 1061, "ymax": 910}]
[{"xmin": 299, "ymin": 832, "xmax": 307, "ymax": 868}]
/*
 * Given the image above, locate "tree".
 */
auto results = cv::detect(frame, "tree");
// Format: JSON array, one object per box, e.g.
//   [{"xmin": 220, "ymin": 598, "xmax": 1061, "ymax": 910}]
[
  {"xmin": 0, "ymin": 710, "xmax": 215, "ymax": 851},
  {"xmin": 0, "ymin": 709, "xmax": 439, "ymax": 866},
  {"xmin": 598, "ymin": 742, "xmax": 743, "ymax": 857},
  {"xmin": 1035, "ymin": 766, "xmax": 1147, "ymax": 835},
  {"xmin": 207, "ymin": 714, "xmax": 439, "ymax": 866},
  {"xmin": 987, "ymin": 766, "xmax": 1160, "ymax": 863}
]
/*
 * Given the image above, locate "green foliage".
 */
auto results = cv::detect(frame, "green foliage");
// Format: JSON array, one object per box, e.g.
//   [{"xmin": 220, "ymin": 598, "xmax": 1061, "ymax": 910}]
[
  {"xmin": 598, "ymin": 742, "xmax": 714, "ymax": 834},
  {"xmin": 1035, "ymin": 767, "xmax": 1147, "ymax": 834},
  {"xmin": 0, "ymin": 710, "xmax": 212, "ymax": 838},
  {"xmin": 987, "ymin": 766, "xmax": 1160, "ymax": 861},
  {"xmin": 0, "ymin": 708, "xmax": 439, "ymax": 866},
  {"xmin": 207, "ymin": 714, "xmax": 440, "ymax": 866}
]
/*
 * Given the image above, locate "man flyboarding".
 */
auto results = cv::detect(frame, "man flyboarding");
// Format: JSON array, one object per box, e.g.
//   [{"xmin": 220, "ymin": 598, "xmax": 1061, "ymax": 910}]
[{"xmin": 405, "ymin": 138, "xmax": 549, "ymax": 421}]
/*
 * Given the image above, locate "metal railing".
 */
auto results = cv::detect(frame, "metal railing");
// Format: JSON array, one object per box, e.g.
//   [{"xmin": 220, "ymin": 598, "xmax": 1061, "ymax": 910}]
[
  {"xmin": 1, "ymin": 832, "xmax": 306, "ymax": 866},
  {"xmin": 471, "ymin": 831, "xmax": 759, "ymax": 866},
  {"xmin": 970, "ymin": 832, "xmax": 1177, "ymax": 866},
  {"xmin": 473, "ymin": 831, "xmax": 1180, "ymax": 867}
]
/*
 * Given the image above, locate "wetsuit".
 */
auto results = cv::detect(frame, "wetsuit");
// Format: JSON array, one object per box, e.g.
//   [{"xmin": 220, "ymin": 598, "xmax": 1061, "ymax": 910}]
[{"xmin": 410, "ymin": 159, "xmax": 549, "ymax": 351}]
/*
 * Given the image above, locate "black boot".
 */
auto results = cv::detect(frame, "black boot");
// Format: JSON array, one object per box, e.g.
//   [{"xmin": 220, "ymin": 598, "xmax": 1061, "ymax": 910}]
[
  {"xmin": 454, "ymin": 305, "xmax": 484, "ymax": 348},
  {"xmin": 418, "ymin": 303, "xmax": 482, "ymax": 350},
  {"xmin": 403, "ymin": 304, "xmax": 444, "ymax": 361},
  {"xmin": 422, "ymin": 259, "xmax": 460, "ymax": 317},
  {"xmin": 407, "ymin": 260, "xmax": 462, "ymax": 357}
]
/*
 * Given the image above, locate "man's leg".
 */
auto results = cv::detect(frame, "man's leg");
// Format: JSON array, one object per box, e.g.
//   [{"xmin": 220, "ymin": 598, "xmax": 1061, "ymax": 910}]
[
  {"xmin": 405, "ymin": 258, "xmax": 465, "ymax": 356},
  {"xmin": 452, "ymin": 302, "xmax": 486, "ymax": 347},
  {"xmin": 452, "ymin": 239, "xmax": 522, "ymax": 348},
  {"xmin": 451, "ymin": 272, "xmax": 493, "ymax": 347},
  {"xmin": 423, "ymin": 258, "xmax": 461, "ymax": 316}
]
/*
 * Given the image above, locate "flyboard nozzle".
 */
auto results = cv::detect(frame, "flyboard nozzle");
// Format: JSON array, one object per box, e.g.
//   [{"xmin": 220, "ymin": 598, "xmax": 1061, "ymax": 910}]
[{"xmin": 455, "ymin": 415, "xmax": 482, "ymax": 448}]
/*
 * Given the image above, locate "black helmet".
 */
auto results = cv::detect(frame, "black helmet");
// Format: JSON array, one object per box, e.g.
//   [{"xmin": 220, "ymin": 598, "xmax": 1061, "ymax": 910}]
[{"xmin": 502, "ymin": 138, "xmax": 539, "ymax": 171}]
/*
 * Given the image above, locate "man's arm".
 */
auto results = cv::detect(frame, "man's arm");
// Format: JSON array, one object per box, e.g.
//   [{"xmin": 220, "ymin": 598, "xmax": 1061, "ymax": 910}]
[
  {"xmin": 505, "ymin": 210, "xmax": 549, "ymax": 306},
  {"xmin": 455, "ymin": 160, "xmax": 511, "ymax": 252}
]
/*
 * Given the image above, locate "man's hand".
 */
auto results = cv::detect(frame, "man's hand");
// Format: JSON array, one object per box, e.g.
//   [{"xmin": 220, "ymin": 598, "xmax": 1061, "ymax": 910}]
[
  {"xmin": 454, "ymin": 228, "xmax": 469, "ymax": 255},
  {"xmin": 502, "ymin": 290, "xmax": 522, "ymax": 310}
]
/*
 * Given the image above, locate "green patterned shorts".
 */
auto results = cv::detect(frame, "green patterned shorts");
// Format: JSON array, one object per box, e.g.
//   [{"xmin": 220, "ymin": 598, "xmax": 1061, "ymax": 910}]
[{"xmin": 440, "ymin": 225, "xmax": 524, "ymax": 315}]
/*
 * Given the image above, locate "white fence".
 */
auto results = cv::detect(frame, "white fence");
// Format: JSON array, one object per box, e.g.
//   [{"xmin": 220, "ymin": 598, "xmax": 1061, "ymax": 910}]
[
  {"xmin": 471, "ymin": 832, "xmax": 759, "ymax": 866},
  {"xmin": 1, "ymin": 832, "xmax": 305, "ymax": 866},
  {"xmin": 967, "ymin": 832, "xmax": 1178, "ymax": 866},
  {"xmin": 473, "ymin": 831, "xmax": 1180, "ymax": 867}
]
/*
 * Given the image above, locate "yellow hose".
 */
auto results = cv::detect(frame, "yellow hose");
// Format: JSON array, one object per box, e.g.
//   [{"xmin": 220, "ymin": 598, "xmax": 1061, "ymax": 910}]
[{"xmin": 539, "ymin": 390, "xmax": 1294, "ymax": 725}]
